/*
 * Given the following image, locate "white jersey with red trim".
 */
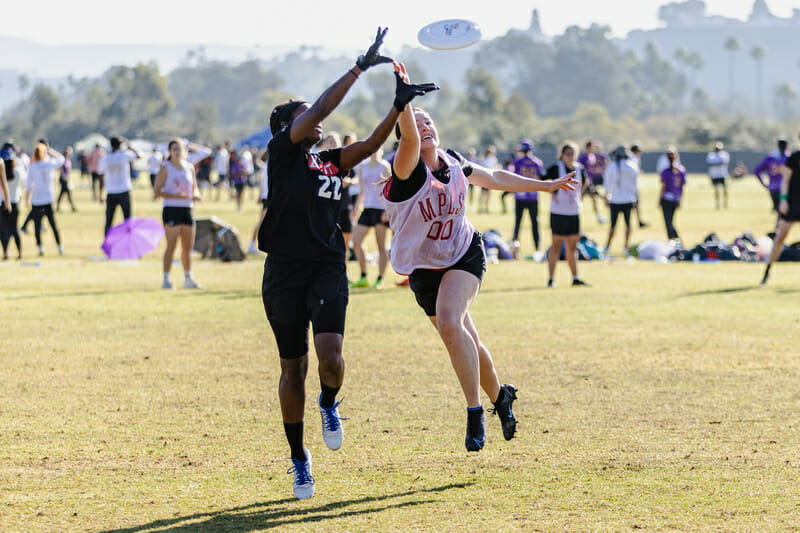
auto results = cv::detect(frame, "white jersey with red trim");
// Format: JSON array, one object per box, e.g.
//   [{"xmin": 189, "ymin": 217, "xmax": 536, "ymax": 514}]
[{"xmin": 382, "ymin": 149, "xmax": 474, "ymax": 276}]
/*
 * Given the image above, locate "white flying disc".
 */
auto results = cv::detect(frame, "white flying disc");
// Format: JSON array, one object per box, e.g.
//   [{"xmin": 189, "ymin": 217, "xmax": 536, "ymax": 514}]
[{"xmin": 417, "ymin": 19, "xmax": 482, "ymax": 50}]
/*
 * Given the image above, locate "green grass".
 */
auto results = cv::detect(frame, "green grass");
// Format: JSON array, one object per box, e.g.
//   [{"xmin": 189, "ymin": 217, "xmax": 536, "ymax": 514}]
[{"xmin": 2, "ymin": 174, "xmax": 800, "ymax": 531}]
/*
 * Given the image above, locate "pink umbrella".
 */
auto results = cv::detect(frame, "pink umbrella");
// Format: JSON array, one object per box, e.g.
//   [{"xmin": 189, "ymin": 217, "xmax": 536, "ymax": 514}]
[{"xmin": 101, "ymin": 217, "xmax": 165, "ymax": 260}]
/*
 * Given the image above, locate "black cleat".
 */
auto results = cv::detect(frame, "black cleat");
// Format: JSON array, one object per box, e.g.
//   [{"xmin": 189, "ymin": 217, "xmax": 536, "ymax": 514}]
[
  {"xmin": 490, "ymin": 384, "xmax": 518, "ymax": 441},
  {"xmin": 572, "ymin": 278, "xmax": 590, "ymax": 287},
  {"xmin": 465, "ymin": 407, "xmax": 486, "ymax": 452}
]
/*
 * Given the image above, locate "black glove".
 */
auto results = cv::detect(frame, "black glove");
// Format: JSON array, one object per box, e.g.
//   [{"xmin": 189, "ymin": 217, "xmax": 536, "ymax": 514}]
[
  {"xmin": 356, "ymin": 27, "xmax": 393, "ymax": 71},
  {"xmin": 393, "ymin": 71, "xmax": 439, "ymax": 112}
]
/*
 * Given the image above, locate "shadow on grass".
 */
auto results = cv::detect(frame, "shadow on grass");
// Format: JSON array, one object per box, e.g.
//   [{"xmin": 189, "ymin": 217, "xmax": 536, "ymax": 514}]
[
  {"xmin": 99, "ymin": 482, "xmax": 473, "ymax": 532},
  {"xmin": 676, "ymin": 285, "xmax": 760, "ymax": 297},
  {"xmin": 6, "ymin": 288, "xmax": 260, "ymax": 301}
]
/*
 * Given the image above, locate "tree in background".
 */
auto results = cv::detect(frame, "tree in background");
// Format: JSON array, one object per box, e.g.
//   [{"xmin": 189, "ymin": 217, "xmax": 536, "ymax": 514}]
[
  {"xmin": 724, "ymin": 36, "xmax": 741, "ymax": 102},
  {"xmin": 750, "ymin": 44, "xmax": 767, "ymax": 114}
]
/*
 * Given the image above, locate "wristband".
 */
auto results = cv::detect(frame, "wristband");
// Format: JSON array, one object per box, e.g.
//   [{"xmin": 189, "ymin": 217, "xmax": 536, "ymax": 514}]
[
  {"xmin": 348, "ymin": 68, "xmax": 359, "ymax": 79},
  {"xmin": 780, "ymin": 194, "xmax": 788, "ymax": 201}
]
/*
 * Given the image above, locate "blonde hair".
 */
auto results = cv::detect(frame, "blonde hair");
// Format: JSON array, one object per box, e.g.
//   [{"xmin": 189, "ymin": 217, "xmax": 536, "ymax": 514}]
[{"xmin": 32, "ymin": 142, "xmax": 48, "ymax": 162}]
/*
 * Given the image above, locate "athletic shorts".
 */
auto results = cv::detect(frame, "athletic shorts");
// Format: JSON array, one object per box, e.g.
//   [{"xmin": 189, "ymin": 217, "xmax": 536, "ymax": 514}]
[
  {"xmin": 408, "ymin": 231, "xmax": 486, "ymax": 317},
  {"xmin": 609, "ymin": 203, "xmax": 633, "ymax": 228},
  {"xmin": 550, "ymin": 213, "xmax": 580, "ymax": 236},
  {"xmin": 770, "ymin": 190, "xmax": 781, "ymax": 212},
  {"xmin": 357, "ymin": 208, "xmax": 388, "ymax": 227},
  {"xmin": 261, "ymin": 199, "xmax": 268, "ymax": 209},
  {"xmin": 779, "ymin": 205, "xmax": 800, "ymax": 223},
  {"xmin": 711, "ymin": 177, "xmax": 726, "ymax": 187},
  {"xmin": 162, "ymin": 206, "xmax": 194, "ymax": 227},
  {"xmin": 590, "ymin": 175, "xmax": 604, "ymax": 187},
  {"xmin": 262, "ymin": 258, "xmax": 348, "ymax": 358}
]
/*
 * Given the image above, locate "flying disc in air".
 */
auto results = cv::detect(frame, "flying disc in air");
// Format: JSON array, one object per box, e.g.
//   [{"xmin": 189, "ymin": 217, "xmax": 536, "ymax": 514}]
[{"xmin": 417, "ymin": 19, "xmax": 482, "ymax": 50}]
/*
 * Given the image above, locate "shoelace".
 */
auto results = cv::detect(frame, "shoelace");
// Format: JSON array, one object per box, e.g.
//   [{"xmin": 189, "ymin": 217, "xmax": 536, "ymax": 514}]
[
  {"xmin": 287, "ymin": 460, "xmax": 314, "ymax": 485},
  {"xmin": 488, "ymin": 389, "xmax": 517, "ymax": 417},
  {"xmin": 320, "ymin": 399, "xmax": 349, "ymax": 431}
]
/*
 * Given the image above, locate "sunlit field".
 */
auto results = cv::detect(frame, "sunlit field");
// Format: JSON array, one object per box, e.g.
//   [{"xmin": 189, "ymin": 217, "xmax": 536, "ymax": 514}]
[{"xmin": 2, "ymin": 173, "xmax": 800, "ymax": 531}]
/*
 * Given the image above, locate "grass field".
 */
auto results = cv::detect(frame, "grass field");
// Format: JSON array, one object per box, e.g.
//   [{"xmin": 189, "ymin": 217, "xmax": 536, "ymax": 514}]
[{"xmin": 2, "ymin": 173, "xmax": 800, "ymax": 532}]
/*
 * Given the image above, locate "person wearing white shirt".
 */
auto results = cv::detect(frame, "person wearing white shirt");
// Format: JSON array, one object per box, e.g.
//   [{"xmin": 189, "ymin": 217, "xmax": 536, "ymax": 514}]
[
  {"xmin": 0, "ymin": 143, "xmax": 23, "ymax": 259},
  {"xmin": 26, "ymin": 142, "xmax": 66, "ymax": 255},
  {"xmin": 147, "ymin": 148, "xmax": 164, "ymax": 189},
  {"xmin": 603, "ymin": 146, "xmax": 640, "ymax": 255},
  {"xmin": 98, "ymin": 137, "xmax": 141, "ymax": 235},
  {"xmin": 214, "ymin": 144, "xmax": 229, "ymax": 201},
  {"xmin": 706, "ymin": 141, "xmax": 730, "ymax": 209}
]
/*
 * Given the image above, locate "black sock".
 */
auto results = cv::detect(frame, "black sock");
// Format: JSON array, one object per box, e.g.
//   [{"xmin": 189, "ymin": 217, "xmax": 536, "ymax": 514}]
[
  {"xmin": 319, "ymin": 380, "xmax": 340, "ymax": 409},
  {"xmin": 283, "ymin": 421, "xmax": 305, "ymax": 461},
  {"xmin": 360, "ymin": 272, "xmax": 366, "ymax": 279}
]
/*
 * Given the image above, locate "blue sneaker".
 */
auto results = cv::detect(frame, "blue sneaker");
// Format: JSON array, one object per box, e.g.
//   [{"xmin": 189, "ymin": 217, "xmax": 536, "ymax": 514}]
[
  {"xmin": 318, "ymin": 394, "xmax": 346, "ymax": 450},
  {"xmin": 465, "ymin": 406, "xmax": 486, "ymax": 452},
  {"xmin": 287, "ymin": 448, "xmax": 314, "ymax": 499}
]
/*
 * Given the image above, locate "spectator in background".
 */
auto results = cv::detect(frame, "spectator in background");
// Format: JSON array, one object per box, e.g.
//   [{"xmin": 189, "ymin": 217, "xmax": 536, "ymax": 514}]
[
  {"xmin": 477, "ymin": 145, "xmax": 499, "ymax": 214},
  {"xmin": 154, "ymin": 138, "xmax": 202, "ymax": 290},
  {"xmin": 240, "ymin": 144, "xmax": 255, "ymax": 199},
  {"xmin": 1, "ymin": 143, "xmax": 24, "ymax": 260},
  {"xmin": 86, "ymin": 143, "xmax": 106, "ymax": 202},
  {"xmin": 147, "ymin": 147, "xmax": 164, "ymax": 190},
  {"xmin": 98, "ymin": 137, "xmax": 142, "ymax": 235},
  {"xmin": 629, "ymin": 144, "xmax": 648, "ymax": 228},
  {"xmin": 349, "ymin": 147, "xmax": 391, "ymax": 290},
  {"xmin": 26, "ymin": 141, "xmax": 66, "ymax": 256},
  {"xmin": 706, "ymin": 141, "xmax": 730, "ymax": 209},
  {"xmin": 658, "ymin": 147, "xmax": 686, "ymax": 243},
  {"xmin": 754, "ymin": 138, "xmax": 790, "ymax": 219},
  {"xmin": 511, "ymin": 139, "xmax": 543, "ymax": 257},
  {"xmin": 78, "ymin": 149, "xmax": 89, "ymax": 189},
  {"xmin": 762, "ymin": 135, "xmax": 800, "ymax": 285},
  {"xmin": 545, "ymin": 141, "xmax": 589, "ymax": 287},
  {"xmin": 603, "ymin": 146, "xmax": 639, "ymax": 256},
  {"xmin": 578, "ymin": 140, "xmax": 608, "ymax": 224},
  {"xmin": 56, "ymin": 146, "xmax": 77, "ymax": 213},
  {"xmin": 213, "ymin": 143, "xmax": 230, "ymax": 201},
  {"xmin": 229, "ymin": 150, "xmax": 248, "ymax": 211},
  {"xmin": 196, "ymin": 150, "xmax": 212, "ymax": 199}
]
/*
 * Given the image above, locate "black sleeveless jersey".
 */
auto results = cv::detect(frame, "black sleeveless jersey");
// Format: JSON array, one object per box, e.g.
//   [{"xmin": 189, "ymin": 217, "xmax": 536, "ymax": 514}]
[{"xmin": 258, "ymin": 126, "xmax": 347, "ymax": 262}]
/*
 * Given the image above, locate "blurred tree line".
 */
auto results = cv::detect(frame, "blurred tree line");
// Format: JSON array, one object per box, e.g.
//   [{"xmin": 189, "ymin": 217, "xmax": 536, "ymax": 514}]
[{"xmin": 1, "ymin": 24, "xmax": 796, "ymax": 155}]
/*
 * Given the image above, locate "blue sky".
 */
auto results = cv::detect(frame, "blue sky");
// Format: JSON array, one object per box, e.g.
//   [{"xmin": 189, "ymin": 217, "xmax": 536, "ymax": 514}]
[{"xmin": 3, "ymin": 0, "xmax": 797, "ymax": 50}]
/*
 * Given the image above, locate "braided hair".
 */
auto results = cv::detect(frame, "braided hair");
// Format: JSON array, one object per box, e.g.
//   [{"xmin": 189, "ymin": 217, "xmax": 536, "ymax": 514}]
[{"xmin": 269, "ymin": 100, "xmax": 307, "ymax": 135}]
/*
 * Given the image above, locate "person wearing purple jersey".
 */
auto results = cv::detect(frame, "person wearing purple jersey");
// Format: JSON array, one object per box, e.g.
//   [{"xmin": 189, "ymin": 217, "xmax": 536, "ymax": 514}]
[
  {"xmin": 754, "ymin": 138, "xmax": 790, "ymax": 215},
  {"xmin": 577, "ymin": 140, "xmax": 608, "ymax": 224},
  {"xmin": 762, "ymin": 135, "xmax": 800, "ymax": 285},
  {"xmin": 511, "ymin": 139, "xmax": 543, "ymax": 255},
  {"xmin": 658, "ymin": 147, "xmax": 686, "ymax": 242},
  {"xmin": 385, "ymin": 88, "xmax": 577, "ymax": 453}
]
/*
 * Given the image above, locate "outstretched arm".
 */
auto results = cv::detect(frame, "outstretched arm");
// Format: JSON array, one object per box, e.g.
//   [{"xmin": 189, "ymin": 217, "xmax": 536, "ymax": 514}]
[
  {"xmin": 340, "ymin": 61, "xmax": 437, "ymax": 172},
  {"xmin": 290, "ymin": 27, "xmax": 392, "ymax": 145},
  {"xmin": 467, "ymin": 163, "xmax": 577, "ymax": 193}
]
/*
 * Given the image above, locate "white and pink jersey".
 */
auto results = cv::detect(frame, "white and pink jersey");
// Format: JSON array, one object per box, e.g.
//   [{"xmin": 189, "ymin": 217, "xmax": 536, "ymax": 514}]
[{"xmin": 382, "ymin": 149, "xmax": 475, "ymax": 276}]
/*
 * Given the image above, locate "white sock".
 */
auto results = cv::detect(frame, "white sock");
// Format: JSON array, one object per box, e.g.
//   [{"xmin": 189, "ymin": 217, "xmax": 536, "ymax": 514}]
[
  {"xmin": 163, "ymin": 272, "xmax": 170, "ymax": 283},
  {"xmin": 185, "ymin": 271, "xmax": 192, "ymax": 280}
]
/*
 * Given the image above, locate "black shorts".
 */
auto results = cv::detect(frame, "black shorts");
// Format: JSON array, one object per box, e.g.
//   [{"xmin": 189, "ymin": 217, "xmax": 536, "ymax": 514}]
[
  {"xmin": 609, "ymin": 203, "xmax": 633, "ymax": 228},
  {"xmin": 357, "ymin": 208, "xmax": 388, "ymax": 227},
  {"xmin": 770, "ymin": 190, "xmax": 781, "ymax": 212},
  {"xmin": 711, "ymin": 177, "xmax": 726, "ymax": 187},
  {"xmin": 550, "ymin": 213, "xmax": 580, "ymax": 236},
  {"xmin": 408, "ymin": 231, "xmax": 486, "ymax": 317},
  {"xmin": 262, "ymin": 258, "xmax": 348, "ymax": 358},
  {"xmin": 260, "ymin": 199, "xmax": 268, "ymax": 209},
  {"xmin": 162, "ymin": 206, "xmax": 194, "ymax": 227},
  {"xmin": 590, "ymin": 175, "xmax": 603, "ymax": 187}
]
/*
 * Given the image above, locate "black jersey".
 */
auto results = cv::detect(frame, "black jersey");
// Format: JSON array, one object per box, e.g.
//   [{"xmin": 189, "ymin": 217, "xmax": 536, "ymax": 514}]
[{"xmin": 258, "ymin": 126, "xmax": 347, "ymax": 262}]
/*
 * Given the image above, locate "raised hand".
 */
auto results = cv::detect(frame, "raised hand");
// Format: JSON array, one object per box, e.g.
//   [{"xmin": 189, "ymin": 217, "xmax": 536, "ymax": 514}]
[
  {"xmin": 546, "ymin": 171, "xmax": 579, "ymax": 192},
  {"xmin": 393, "ymin": 63, "xmax": 438, "ymax": 112},
  {"xmin": 356, "ymin": 27, "xmax": 393, "ymax": 71}
]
